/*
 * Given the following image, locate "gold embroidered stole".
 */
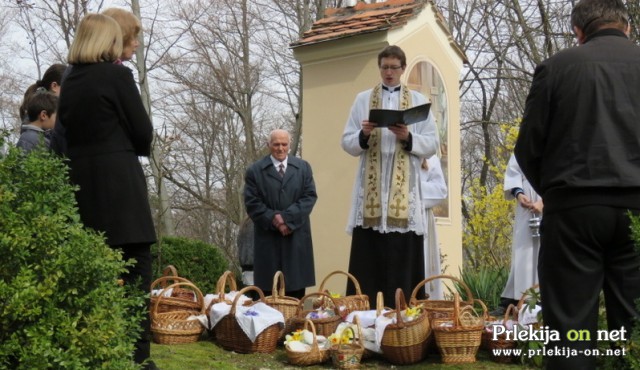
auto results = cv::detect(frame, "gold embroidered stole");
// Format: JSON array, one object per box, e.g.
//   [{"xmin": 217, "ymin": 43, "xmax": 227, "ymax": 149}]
[{"xmin": 363, "ymin": 84, "xmax": 412, "ymax": 228}]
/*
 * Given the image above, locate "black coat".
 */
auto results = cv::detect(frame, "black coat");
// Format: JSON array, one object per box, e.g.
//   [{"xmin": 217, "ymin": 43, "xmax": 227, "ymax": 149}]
[
  {"xmin": 243, "ymin": 155, "xmax": 317, "ymax": 291},
  {"xmin": 515, "ymin": 29, "xmax": 640, "ymax": 213},
  {"xmin": 58, "ymin": 62, "xmax": 156, "ymax": 246}
]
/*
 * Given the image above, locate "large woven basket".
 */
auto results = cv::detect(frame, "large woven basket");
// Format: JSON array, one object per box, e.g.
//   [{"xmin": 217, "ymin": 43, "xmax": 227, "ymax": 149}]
[
  {"xmin": 432, "ymin": 293, "xmax": 485, "ymax": 364},
  {"xmin": 263, "ymin": 270, "xmax": 299, "ymax": 339},
  {"xmin": 205, "ymin": 270, "xmax": 239, "ymax": 334},
  {"xmin": 290, "ymin": 292, "xmax": 342, "ymax": 338},
  {"xmin": 483, "ymin": 303, "xmax": 518, "ymax": 363},
  {"xmin": 330, "ymin": 325, "xmax": 365, "ymax": 369},
  {"xmin": 316, "ymin": 270, "xmax": 369, "ymax": 318},
  {"xmin": 410, "ymin": 275, "xmax": 474, "ymax": 320},
  {"xmin": 213, "ymin": 285, "xmax": 282, "ymax": 354},
  {"xmin": 285, "ymin": 319, "xmax": 330, "ymax": 366},
  {"xmin": 151, "ymin": 281, "xmax": 206, "ymax": 345},
  {"xmin": 380, "ymin": 288, "xmax": 431, "ymax": 365},
  {"xmin": 150, "ymin": 265, "xmax": 201, "ymax": 316}
]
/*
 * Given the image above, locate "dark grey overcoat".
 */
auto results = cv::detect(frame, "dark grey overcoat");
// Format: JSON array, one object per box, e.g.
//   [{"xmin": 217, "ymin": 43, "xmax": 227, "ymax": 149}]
[
  {"xmin": 243, "ymin": 155, "xmax": 317, "ymax": 291},
  {"xmin": 57, "ymin": 62, "xmax": 156, "ymax": 247}
]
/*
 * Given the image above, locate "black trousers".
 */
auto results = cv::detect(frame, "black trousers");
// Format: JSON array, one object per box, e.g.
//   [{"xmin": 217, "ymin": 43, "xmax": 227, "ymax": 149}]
[
  {"xmin": 539, "ymin": 206, "xmax": 640, "ymax": 370},
  {"xmin": 119, "ymin": 243, "xmax": 153, "ymax": 366},
  {"xmin": 346, "ymin": 227, "xmax": 425, "ymax": 309}
]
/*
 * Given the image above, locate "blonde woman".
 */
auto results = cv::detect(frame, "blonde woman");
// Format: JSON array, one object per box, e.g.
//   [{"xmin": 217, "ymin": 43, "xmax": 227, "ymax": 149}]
[
  {"xmin": 102, "ymin": 7, "xmax": 141, "ymax": 62},
  {"xmin": 57, "ymin": 13, "xmax": 157, "ymax": 370}
]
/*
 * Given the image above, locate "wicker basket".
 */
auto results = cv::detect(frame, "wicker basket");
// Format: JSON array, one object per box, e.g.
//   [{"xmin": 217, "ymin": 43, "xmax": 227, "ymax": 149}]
[
  {"xmin": 263, "ymin": 270, "xmax": 299, "ymax": 339},
  {"xmin": 205, "ymin": 270, "xmax": 240, "ymax": 333},
  {"xmin": 432, "ymin": 293, "xmax": 485, "ymax": 363},
  {"xmin": 483, "ymin": 303, "xmax": 518, "ymax": 363},
  {"xmin": 285, "ymin": 319, "xmax": 330, "ymax": 366},
  {"xmin": 410, "ymin": 275, "xmax": 474, "ymax": 320},
  {"xmin": 150, "ymin": 266, "xmax": 202, "ymax": 317},
  {"xmin": 212, "ymin": 285, "xmax": 282, "ymax": 353},
  {"xmin": 316, "ymin": 270, "xmax": 369, "ymax": 318},
  {"xmin": 380, "ymin": 288, "xmax": 431, "ymax": 365},
  {"xmin": 151, "ymin": 281, "xmax": 206, "ymax": 344},
  {"xmin": 330, "ymin": 325, "xmax": 365, "ymax": 369},
  {"xmin": 290, "ymin": 292, "xmax": 342, "ymax": 338}
]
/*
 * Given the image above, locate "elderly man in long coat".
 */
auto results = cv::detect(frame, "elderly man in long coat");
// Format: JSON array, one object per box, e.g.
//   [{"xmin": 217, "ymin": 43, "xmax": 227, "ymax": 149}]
[{"xmin": 243, "ymin": 129, "xmax": 318, "ymax": 298}]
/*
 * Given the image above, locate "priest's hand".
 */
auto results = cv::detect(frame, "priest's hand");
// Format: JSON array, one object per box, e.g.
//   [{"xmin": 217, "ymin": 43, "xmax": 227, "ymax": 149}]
[
  {"xmin": 388, "ymin": 123, "xmax": 409, "ymax": 141},
  {"xmin": 361, "ymin": 120, "xmax": 376, "ymax": 136},
  {"xmin": 516, "ymin": 193, "xmax": 533, "ymax": 209}
]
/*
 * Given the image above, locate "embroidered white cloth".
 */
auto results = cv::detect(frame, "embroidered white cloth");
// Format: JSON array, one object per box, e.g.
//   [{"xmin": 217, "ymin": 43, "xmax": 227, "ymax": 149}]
[
  {"xmin": 209, "ymin": 301, "xmax": 284, "ymax": 342},
  {"xmin": 518, "ymin": 304, "xmax": 541, "ymax": 326},
  {"xmin": 373, "ymin": 315, "xmax": 395, "ymax": 349},
  {"xmin": 203, "ymin": 291, "xmax": 251, "ymax": 314},
  {"xmin": 345, "ymin": 309, "xmax": 389, "ymax": 328}
]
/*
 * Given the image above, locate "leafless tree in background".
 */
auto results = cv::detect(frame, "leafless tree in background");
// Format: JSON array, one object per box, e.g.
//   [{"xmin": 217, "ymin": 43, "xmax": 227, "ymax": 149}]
[{"xmin": 2, "ymin": 0, "xmax": 639, "ymax": 269}]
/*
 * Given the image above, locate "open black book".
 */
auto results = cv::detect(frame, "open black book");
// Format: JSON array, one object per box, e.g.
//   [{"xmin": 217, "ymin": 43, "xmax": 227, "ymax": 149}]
[{"xmin": 368, "ymin": 103, "xmax": 431, "ymax": 127}]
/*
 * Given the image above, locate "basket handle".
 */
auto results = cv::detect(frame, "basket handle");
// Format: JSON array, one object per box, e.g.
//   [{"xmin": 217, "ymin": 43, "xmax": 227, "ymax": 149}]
[
  {"xmin": 503, "ymin": 303, "xmax": 518, "ymax": 325},
  {"xmin": 162, "ymin": 264, "xmax": 178, "ymax": 277},
  {"xmin": 215, "ymin": 270, "xmax": 238, "ymax": 300},
  {"xmin": 152, "ymin": 281, "xmax": 205, "ymax": 315},
  {"xmin": 375, "ymin": 291, "xmax": 384, "ymax": 316},
  {"xmin": 318, "ymin": 270, "xmax": 363, "ymax": 295},
  {"xmin": 150, "ymin": 275, "xmax": 192, "ymax": 292},
  {"xmin": 271, "ymin": 271, "xmax": 286, "ymax": 299},
  {"xmin": 410, "ymin": 274, "xmax": 474, "ymax": 306},
  {"xmin": 473, "ymin": 298, "xmax": 489, "ymax": 321},
  {"xmin": 302, "ymin": 319, "xmax": 322, "ymax": 353},
  {"xmin": 392, "ymin": 288, "xmax": 409, "ymax": 328},
  {"xmin": 296, "ymin": 292, "xmax": 340, "ymax": 316},
  {"xmin": 351, "ymin": 315, "xmax": 365, "ymax": 346},
  {"xmin": 229, "ymin": 285, "xmax": 266, "ymax": 315}
]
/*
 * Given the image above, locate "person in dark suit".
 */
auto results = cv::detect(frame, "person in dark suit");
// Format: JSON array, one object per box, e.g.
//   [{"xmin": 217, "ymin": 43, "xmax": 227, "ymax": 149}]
[
  {"xmin": 514, "ymin": 1, "xmax": 640, "ymax": 368},
  {"xmin": 57, "ymin": 13, "xmax": 157, "ymax": 370},
  {"xmin": 243, "ymin": 129, "xmax": 318, "ymax": 299}
]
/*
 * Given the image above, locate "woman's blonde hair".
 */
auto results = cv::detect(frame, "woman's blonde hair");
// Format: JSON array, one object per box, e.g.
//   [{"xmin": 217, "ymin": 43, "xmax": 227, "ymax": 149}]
[
  {"xmin": 102, "ymin": 8, "xmax": 141, "ymax": 47},
  {"xmin": 67, "ymin": 13, "xmax": 123, "ymax": 64}
]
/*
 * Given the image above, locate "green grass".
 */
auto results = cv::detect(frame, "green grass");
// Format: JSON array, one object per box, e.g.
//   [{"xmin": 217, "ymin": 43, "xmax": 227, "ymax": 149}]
[{"xmin": 151, "ymin": 334, "xmax": 533, "ymax": 369}]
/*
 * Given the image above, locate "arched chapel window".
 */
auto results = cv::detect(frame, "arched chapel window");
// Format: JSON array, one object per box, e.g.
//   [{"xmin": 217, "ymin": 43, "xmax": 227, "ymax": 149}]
[{"xmin": 407, "ymin": 61, "xmax": 449, "ymax": 218}]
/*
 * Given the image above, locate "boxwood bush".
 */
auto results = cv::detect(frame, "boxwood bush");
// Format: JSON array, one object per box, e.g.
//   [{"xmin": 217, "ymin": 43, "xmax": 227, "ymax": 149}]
[
  {"xmin": 151, "ymin": 236, "xmax": 231, "ymax": 295},
  {"xmin": 0, "ymin": 142, "xmax": 144, "ymax": 370}
]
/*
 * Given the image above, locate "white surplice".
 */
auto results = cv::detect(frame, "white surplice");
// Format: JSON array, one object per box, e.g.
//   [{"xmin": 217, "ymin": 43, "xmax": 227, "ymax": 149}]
[
  {"xmin": 501, "ymin": 154, "xmax": 541, "ymax": 300},
  {"xmin": 341, "ymin": 87, "xmax": 438, "ymax": 235},
  {"xmin": 419, "ymin": 155, "xmax": 447, "ymax": 299}
]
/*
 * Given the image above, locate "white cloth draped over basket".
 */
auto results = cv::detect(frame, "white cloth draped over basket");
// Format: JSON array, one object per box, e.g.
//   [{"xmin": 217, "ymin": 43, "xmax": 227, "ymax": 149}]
[{"xmin": 210, "ymin": 301, "xmax": 284, "ymax": 342}]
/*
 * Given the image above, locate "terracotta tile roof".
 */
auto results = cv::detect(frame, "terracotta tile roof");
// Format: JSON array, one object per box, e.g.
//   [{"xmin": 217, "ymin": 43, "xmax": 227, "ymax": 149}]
[{"xmin": 291, "ymin": 0, "xmax": 427, "ymax": 48}]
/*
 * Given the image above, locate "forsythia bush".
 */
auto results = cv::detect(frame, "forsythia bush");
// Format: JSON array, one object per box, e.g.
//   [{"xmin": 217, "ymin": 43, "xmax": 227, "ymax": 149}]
[
  {"xmin": 0, "ymin": 142, "xmax": 144, "ymax": 370},
  {"xmin": 463, "ymin": 123, "xmax": 519, "ymax": 269}
]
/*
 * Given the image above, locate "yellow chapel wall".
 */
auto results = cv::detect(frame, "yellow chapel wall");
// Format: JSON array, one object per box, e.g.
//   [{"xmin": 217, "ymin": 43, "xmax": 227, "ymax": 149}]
[{"xmin": 295, "ymin": 9, "xmax": 464, "ymax": 295}]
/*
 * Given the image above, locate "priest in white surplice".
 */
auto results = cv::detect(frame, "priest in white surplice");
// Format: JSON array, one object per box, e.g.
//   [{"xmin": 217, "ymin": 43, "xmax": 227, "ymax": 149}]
[
  {"xmin": 341, "ymin": 45, "xmax": 437, "ymax": 308},
  {"xmin": 420, "ymin": 155, "xmax": 447, "ymax": 300},
  {"xmin": 491, "ymin": 154, "xmax": 542, "ymax": 316}
]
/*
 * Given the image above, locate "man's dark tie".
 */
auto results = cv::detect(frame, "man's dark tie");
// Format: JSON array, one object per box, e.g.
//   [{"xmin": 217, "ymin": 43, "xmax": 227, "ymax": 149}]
[{"xmin": 278, "ymin": 164, "xmax": 285, "ymax": 177}]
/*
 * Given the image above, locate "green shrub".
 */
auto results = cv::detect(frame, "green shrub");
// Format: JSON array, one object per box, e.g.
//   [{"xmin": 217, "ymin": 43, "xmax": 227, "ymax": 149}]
[
  {"xmin": 151, "ymin": 236, "xmax": 230, "ymax": 295},
  {"xmin": 0, "ymin": 143, "xmax": 144, "ymax": 370},
  {"xmin": 452, "ymin": 266, "xmax": 508, "ymax": 310}
]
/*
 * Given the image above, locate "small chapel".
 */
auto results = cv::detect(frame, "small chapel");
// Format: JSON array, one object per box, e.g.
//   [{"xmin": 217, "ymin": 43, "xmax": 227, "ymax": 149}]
[{"xmin": 291, "ymin": 0, "xmax": 467, "ymax": 293}]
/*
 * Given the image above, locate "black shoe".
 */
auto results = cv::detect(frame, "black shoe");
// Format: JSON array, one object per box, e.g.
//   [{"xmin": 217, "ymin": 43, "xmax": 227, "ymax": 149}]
[
  {"xmin": 489, "ymin": 305, "xmax": 507, "ymax": 318},
  {"xmin": 142, "ymin": 360, "xmax": 159, "ymax": 370}
]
